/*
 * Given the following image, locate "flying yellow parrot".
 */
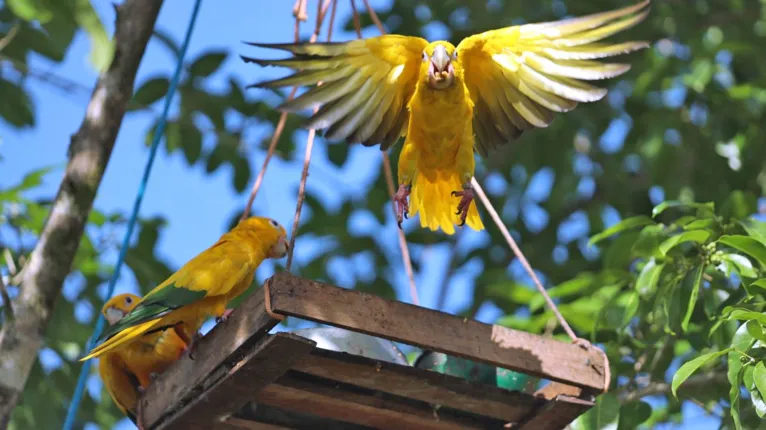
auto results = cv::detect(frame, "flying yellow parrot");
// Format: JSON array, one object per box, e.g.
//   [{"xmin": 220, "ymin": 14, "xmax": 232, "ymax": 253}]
[
  {"xmin": 98, "ymin": 293, "xmax": 188, "ymax": 429},
  {"xmin": 81, "ymin": 216, "xmax": 289, "ymax": 363},
  {"xmin": 243, "ymin": 1, "xmax": 650, "ymax": 234}
]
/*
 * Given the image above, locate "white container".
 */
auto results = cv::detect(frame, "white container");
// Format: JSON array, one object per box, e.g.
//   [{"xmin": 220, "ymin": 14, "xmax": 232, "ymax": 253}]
[{"xmin": 291, "ymin": 327, "xmax": 408, "ymax": 365}]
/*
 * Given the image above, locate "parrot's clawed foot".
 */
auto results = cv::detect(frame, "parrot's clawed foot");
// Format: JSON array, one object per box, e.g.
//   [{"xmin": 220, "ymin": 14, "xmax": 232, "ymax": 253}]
[
  {"xmin": 184, "ymin": 333, "xmax": 202, "ymax": 361},
  {"xmin": 216, "ymin": 308, "xmax": 235, "ymax": 324},
  {"xmin": 451, "ymin": 183, "xmax": 475, "ymax": 227},
  {"xmin": 573, "ymin": 337, "xmax": 592, "ymax": 350},
  {"xmin": 394, "ymin": 184, "xmax": 412, "ymax": 229},
  {"xmin": 136, "ymin": 399, "xmax": 146, "ymax": 430}
]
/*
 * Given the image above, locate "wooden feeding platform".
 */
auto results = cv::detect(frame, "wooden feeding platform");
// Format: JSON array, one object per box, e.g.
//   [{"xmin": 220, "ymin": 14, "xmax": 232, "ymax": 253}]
[{"xmin": 139, "ymin": 272, "xmax": 609, "ymax": 430}]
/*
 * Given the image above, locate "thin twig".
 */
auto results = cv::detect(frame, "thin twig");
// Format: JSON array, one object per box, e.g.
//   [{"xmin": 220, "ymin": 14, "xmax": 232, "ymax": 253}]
[
  {"xmin": 471, "ymin": 178, "xmax": 578, "ymax": 342},
  {"xmin": 0, "ymin": 23, "xmax": 20, "ymax": 53},
  {"xmin": 356, "ymin": 0, "xmax": 419, "ymax": 305},
  {"xmin": 285, "ymin": 0, "xmax": 335, "ymax": 271},
  {"xmin": 362, "ymin": 0, "xmax": 386, "ymax": 33},
  {"xmin": 618, "ymin": 372, "xmax": 728, "ymax": 404},
  {"xmin": 383, "ymin": 152, "xmax": 419, "ymax": 305},
  {"xmin": 0, "ymin": 270, "xmax": 13, "ymax": 324},
  {"xmin": 3, "ymin": 250, "xmax": 17, "ymax": 276},
  {"xmin": 242, "ymin": 0, "xmax": 333, "ymax": 221}
]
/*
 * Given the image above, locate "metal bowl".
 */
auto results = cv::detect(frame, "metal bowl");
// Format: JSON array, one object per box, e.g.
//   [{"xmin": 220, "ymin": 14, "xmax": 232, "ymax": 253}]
[{"xmin": 291, "ymin": 327, "xmax": 408, "ymax": 365}]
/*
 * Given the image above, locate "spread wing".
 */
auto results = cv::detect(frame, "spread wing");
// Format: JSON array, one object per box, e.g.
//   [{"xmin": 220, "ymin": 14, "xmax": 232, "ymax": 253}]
[
  {"xmin": 243, "ymin": 35, "xmax": 429, "ymax": 150},
  {"xmin": 457, "ymin": 0, "xmax": 650, "ymax": 157},
  {"xmin": 99, "ymin": 240, "xmax": 252, "ymax": 341}
]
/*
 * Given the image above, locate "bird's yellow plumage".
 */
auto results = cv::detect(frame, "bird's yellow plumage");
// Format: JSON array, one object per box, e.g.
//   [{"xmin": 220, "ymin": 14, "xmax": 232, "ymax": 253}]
[
  {"xmin": 81, "ymin": 216, "xmax": 289, "ymax": 362},
  {"xmin": 98, "ymin": 293, "xmax": 187, "ymax": 426},
  {"xmin": 244, "ymin": 1, "xmax": 649, "ymax": 234}
]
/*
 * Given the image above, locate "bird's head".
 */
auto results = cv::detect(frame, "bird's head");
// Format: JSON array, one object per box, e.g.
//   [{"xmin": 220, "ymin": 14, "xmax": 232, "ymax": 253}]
[
  {"xmin": 421, "ymin": 42, "xmax": 458, "ymax": 90},
  {"xmin": 235, "ymin": 216, "xmax": 289, "ymax": 259},
  {"xmin": 102, "ymin": 293, "xmax": 141, "ymax": 325}
]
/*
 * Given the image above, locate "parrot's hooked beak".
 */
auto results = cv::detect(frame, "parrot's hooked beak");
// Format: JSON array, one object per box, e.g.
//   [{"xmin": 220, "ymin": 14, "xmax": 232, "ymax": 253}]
[
  {"xmin": 428, "ymin": 45, "xmax": 454, "ymax": 90},
  {"xmin": 104, "ymin": 307, "xmax": 126, "ymax": 325},
  {"xmin": 268, "ymin": 236, "xmax": 289, "ymax": 259}
]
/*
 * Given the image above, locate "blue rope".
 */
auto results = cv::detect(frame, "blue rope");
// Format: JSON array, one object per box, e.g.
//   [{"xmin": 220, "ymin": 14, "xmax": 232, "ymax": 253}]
[{"xmin": 63, "ymin": 1, "xmax": 203, "ymax": 428}]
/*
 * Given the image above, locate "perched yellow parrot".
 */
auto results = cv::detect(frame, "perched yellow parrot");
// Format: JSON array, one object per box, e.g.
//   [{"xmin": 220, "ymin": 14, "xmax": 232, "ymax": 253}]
[
  {"xmin": 81, "ymin": 216, "xmax": 289, "ymax": 363},
  {"xmin": 243, "ymin": 1, "xmax": 650, "ymax": 234},
  {"xmin": 98, "ymin": 293, "xmax": 188, "ymax": 429}
]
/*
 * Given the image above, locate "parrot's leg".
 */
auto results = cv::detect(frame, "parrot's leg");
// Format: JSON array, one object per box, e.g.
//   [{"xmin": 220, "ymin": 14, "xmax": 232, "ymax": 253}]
[
  {"xmin": 394, "ymin": 184, "xmax": 411, "ymax": 228},
  {"xmin": 135, "ymin": 390, "xmax": 146, "ymax": 430},
  {"xmin": 174, "ymin": 325, "xmax": 202, "ymax": 360},
  {"xmin": 215, "ymin": 308, "xmax": 235, "ymax": 324},
  {"xmin": 451, "ymin": 182, "xmax": 475, "ymax": 226}
]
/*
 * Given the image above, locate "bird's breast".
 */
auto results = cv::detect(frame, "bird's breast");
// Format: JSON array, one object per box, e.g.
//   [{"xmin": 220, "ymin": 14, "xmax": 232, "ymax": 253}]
[{"xmin": 408, "ymin": 81, "xmax": 473, "ymax": 165}]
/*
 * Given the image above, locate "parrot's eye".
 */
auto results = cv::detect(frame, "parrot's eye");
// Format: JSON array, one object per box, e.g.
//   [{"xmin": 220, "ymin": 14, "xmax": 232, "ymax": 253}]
[
  {"xmin": 269, "ymin": 219, "xmax": 280, "ymax": 228},
  {"xmin": 422, "ymin": 51, "xmax": 427, "ymax": 62},
  {"xmin": 452, "ymin": 50, "xmax": 458, "ymax": 60},
  {"xmin": 125, "ymin": 296, "xmax": 132, "ymax": 305}
]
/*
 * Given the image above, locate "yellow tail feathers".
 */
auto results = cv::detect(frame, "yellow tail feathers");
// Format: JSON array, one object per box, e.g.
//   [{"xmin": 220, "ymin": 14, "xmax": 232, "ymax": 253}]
[
  {"xmin": 409, "ymin": 172, "xmax": 484, "ymax": 235},
  {"xmin": 80, "ymin": 320, "xmax": 160, "ymax": 362}
]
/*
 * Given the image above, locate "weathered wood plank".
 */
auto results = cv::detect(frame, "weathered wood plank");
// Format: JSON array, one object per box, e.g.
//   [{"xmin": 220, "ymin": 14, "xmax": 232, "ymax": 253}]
[
  {"xmin": 292, "ymin": 348, "xmax": 541, "ymax": 423},
  {"xmin": 157, "ymin": 333, "xmax": 315, "ymax": 430},
  {"xmin": 266, "ymin": 273, "xmax": 607, "ymax": 391},
  {"xmin": 516, "ymin": 395, "xmax": 593, "ymax": 430},
  {"xmin": 535, "ymin": 381, "xmax": 583, "ymax": 400},
  {"xmin": 224, "ymin": 419, "xmax": 294, "ymax": 430},
  {"xmin": 256, "ymin": 372, "xmax": 499, "ymax": 430},
  {"xmin": 141, "ymin": 288, "xmax": 282, "ymax": 428}
]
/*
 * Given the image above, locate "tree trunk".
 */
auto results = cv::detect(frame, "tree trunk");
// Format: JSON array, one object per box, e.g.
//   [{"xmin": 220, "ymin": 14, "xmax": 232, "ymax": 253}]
[{"xmin": 0, "ymin": 0, "xmax": 164, "ymax": 427}]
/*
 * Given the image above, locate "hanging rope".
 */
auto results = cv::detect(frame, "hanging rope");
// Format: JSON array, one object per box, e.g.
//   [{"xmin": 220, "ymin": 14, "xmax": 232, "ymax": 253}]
[
  {"xmin": 352, "ymin": 0, "xmax": 420, "ymax": 306},
  {"xmin": 285, "ymin": 0, "xmax": 335, "ymax": 271},
  {"xmin": 62, "ymin": 1, "xmax": 203, "ymax": 428}
]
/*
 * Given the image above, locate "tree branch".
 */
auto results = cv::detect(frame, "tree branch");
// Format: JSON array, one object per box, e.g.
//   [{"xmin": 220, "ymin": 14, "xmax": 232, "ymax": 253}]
[
  {"xmin": 619, "ymin": 372, "xmax": 729, "ymax": 404},
  {"xmin": 0, "ymin": 1, "xmax": 164, "ymax": 427}
]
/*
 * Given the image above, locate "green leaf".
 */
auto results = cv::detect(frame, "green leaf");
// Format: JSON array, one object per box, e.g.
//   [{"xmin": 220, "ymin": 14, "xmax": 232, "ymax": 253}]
[
  {"xmin": 682, "ymin": 265, "xmax": 705, "ymax": 332},
  {"xmin": 718, "ymin": 235, "xmax": 766, "ymax": 267},
  {"xmin": 587, "ymin": 215, "xmax": 654, "ymax": 247},
  {"xmin": 652, "ymin": 200, "xmax": 715, "ymax": 218},
  {"xmin": 7, "ymin": 0, "xmax": 53, "ymax": 22},
  {"xmin": 232, "ymin": 155, "xmax": 251, "ymax": 193},
  {"xmin": 0, "ymin": 78, "xmax": 35, "ymax": 128},
  {"xmin": 188, "ymin": 51, "xmax": 228, "ymax": 77},
  {"xmin": 617, "ymin": 401, "xmax": 652, "ymax": 429},
  {"xmin": 746, "ymin": 320, "xmax": 766, "ymax": 343},
  {"xmin": 719, "ymin": 254, "xmax": 758, "ymax": 278},
  {"xmin": 741, "ymin": 219, "xmax": 766, "ymax": 246},
  {"xmin": 658, "ymin": 230, "xmax": 710, "ymax": 256},
  {"xmin": 180, "ymin": 124, "xmax": 203, "ymax": 165},
  {"xmin": 750, "ymin": 387, "xmax": 766, "ymax": 419},
  {"xmin": 72, "ymin": 0, "xmax": 114, "ymax": 71},
  {"xmin": 152, "ymin": 29, "xmax": 181, "ymax": 60},
  {"xmin": 572, "ymin": 392, "xmax": 619, "ymax": 430},
  {"xmin": 327, "ymin": 142, "xmax": 349, "ymax": 168},
  {"xmin": 728, "ymin": 323, "xmax": 753, "ymax": 430},
  {"xmin": 754, "ymin": 362, "xmax": 766, "ymax": 417},
  {"xmin": 671, "ymin": 348, "xmax": 731, "ymax": 397},
  {"xmin": 132, "ymin": 77, "xmax": 170, "ymax": 109},
  {"xmin": 721, "ymin": 191, "xmax": 758, "ymax": 220},
  {"xmin": 750, "ymin": 279, "xmax": 766, "ymax": 292},
  {"xmin": 727, "ymin": 309, "xmax": 766, "ymax": 326},
  {"xmin": 635, "ymin": 259, "xmax": 664, "ymax": 296}
]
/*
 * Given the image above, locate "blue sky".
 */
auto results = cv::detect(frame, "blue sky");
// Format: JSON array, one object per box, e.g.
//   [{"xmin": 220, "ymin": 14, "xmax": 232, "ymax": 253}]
[{"xmin": 0, "ymin": 0, "xmax": 722, "ymax": 429}]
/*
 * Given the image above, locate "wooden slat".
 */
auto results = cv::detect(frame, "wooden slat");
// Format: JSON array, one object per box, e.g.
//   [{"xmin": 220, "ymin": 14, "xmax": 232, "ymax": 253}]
[
  {"xmin": 234, "ymin": 402, "xmax": 376, "ymax": 430},
  {"xmin": 292, "ymin": 348, "xmax": 541, "ymax": 423},
  {"xmin": 141, "ymin": 288, "xmax": 282, "ymax": 428},
  {"xmin": 255, "ymin": 373, "xmax": 499, "ymax": 430},
  {"xmin": 266, "ymin": 273, "xmax": 607, "ymax": 391},
  {"xmin": 157, "ymin": 333, "xmax": 316, "ymax": 430},
  {"xmin": 535, "ymin": 381, "xmax": 583, "ymax": 400},
  {"xmin": 516, "ymin": 395, "xmax": 593, "ymax": 430},
  {"xmin": 225, "ymin": 417, "xmax": 295, "ymax": 430}
]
